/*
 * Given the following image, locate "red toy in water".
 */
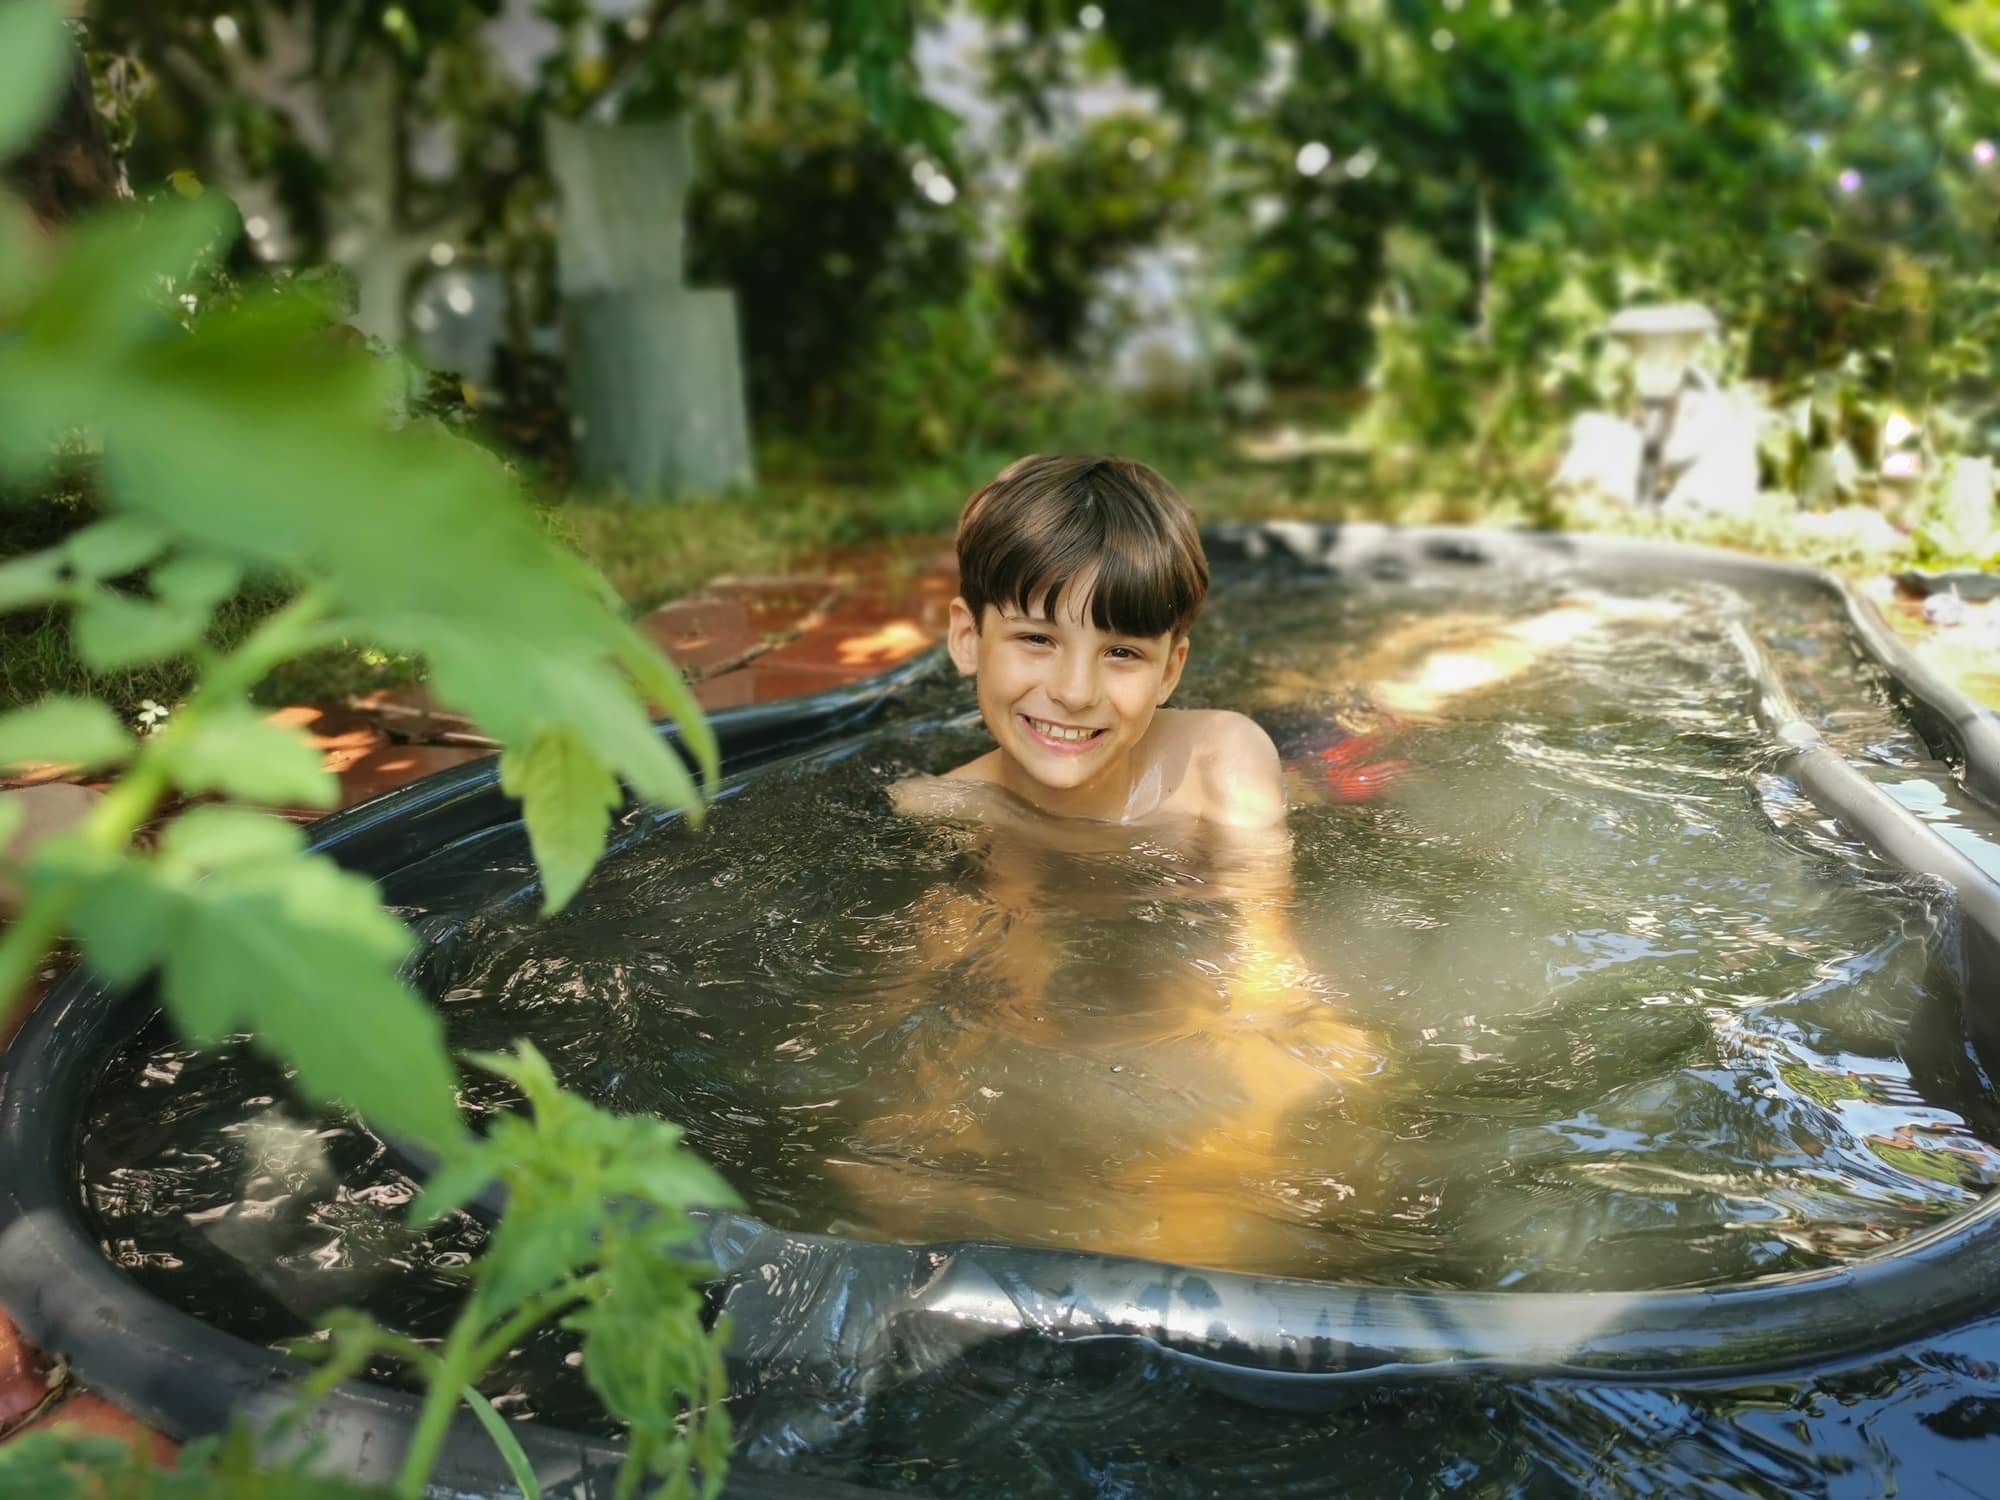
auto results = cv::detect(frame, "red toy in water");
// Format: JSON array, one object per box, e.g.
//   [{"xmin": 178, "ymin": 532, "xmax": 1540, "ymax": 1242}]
[
  {"xmin": 1316, "ymin": 731, "xmax": 1409, "ymax": 802},
  {"xmin": 1257, "ymin": 707, "xmax": 1410, "ymax": 804}
]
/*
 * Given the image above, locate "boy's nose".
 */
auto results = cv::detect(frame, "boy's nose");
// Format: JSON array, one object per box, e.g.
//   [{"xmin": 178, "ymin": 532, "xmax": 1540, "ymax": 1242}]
[{"xmin": 1048, "ymin": 651, "xmax": 1101, "ymax": 712}]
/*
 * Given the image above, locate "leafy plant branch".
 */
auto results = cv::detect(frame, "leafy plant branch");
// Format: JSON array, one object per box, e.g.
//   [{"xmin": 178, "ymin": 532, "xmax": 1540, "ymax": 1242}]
[
  {"xmin": 0, "ymin": 587, "xmax": 338, "ymax": 1013},
  {"xmin": 1, "ymin": 6, "xmax": 740, "ymax": 1492}
]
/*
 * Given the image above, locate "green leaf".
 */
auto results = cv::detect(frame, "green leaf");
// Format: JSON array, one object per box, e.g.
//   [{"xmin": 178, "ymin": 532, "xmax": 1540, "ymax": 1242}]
[
  {"xmin": 467, "ymin": 1041, "xmax": 564, "ymax": 1111},
  {"xmin": 151, "ymin": 551, "xmax": 244, "ymax": 611},
  {"xmin": 0, "ymin": 199, "xmax": 231, "ymax": 441},
  {"xmin": 570, "ymin": 1233, "xmax": 733, "ymax": 1500},
  {"xmin": 72, "ymin": 588, "xmax": 209, "ymax": 671},
  {"xmin": 0, "ymin": 547, "xmax": 75, "ymax": 613},
  {"xmin": 614, "ymin": 632, "xmax": 718, "ymax": 792},
  {"xmin": 156, "ymin": 853, "xmax": 465, "ymax": 1150},
  {"xmin": 68, "ymin": 854, "xmax": 177, "ymax": 986},
  {"xmin": 164, "ymin": 704, "xmax": 336, "ymax": 807},
  {"xmin": 159, "ymin": 806, "xmax": 306, "ymax": 870},
  {"xmin": 66, "ymin": 514, "xmax": 172, "ymax": 580},
  {"xmin": 424, "ymin": 632, "xmax": 703, "ymax": 833},
  {"xmin": 0, "ymin": 195, "xmax": 37, "ymax": 309},
  {"xmin": 456, "ymin": 1048, "xmax": 738, "ymax": 1326},
  {"xmin": 0, "ymin": 0, "xmax": 67, "ymax": 159},
  {"xmin": 0, "ymin": 1429, "xmax": 133, "ymax": 1499},
  {"xmin": 408, "ymin": 1150, "xmax": 501, "ymax": 1227},
  {"xmin": 0, "ymin": 696, "xmax": 134, "ymax": 772},
  {"xmin": 0, "ymin": 795, "xmax": 22, "ymax": 853},
  {"xmin": 463, "ymin": 1385, "xmax": 542, "ymax": 1500},
  {"xmin": 499, "ymin": 729, "xmax": 621, "ymax": 915},
  {"xmin": 474, "ymin": 1195, "xmax": 602, "ymax": 1322}
]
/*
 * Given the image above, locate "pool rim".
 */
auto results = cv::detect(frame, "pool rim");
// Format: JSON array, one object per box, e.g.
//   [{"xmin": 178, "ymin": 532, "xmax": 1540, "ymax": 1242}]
[{"xmin": 4, "ymin": 524, "xmax": 1998, "ymax": 1492}]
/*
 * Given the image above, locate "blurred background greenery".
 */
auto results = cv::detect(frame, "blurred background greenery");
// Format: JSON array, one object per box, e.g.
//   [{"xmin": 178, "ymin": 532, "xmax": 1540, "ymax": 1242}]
[{"xmin": 8, "ymin": 0, "xmax": 2000, "ymax": 711}]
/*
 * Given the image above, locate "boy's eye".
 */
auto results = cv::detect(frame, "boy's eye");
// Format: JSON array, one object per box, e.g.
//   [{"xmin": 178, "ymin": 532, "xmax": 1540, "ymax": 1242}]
[
  {"xmin": 1015, "ymin": 632, "xmax": 1054, "ymax": 646},
  {"xmin": 1107, "ymin": 646, "xmax": 1145, "ymax": 661}
]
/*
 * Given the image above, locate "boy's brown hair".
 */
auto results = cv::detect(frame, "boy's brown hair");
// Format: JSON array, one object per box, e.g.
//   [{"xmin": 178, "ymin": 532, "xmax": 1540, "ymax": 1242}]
[{"xmin": 956, "ymin": 454, "xmax": 1207, "ymax": 640}]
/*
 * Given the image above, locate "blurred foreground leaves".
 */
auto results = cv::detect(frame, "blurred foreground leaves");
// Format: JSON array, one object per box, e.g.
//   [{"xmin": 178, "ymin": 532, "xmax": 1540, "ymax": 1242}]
[
  {"xmin": 0, "ymin": 8, "xmax": 735, "ymax": 1491},
  {"xmin": 0, "ymin": 185, "xmax": 721, "ymax": 1143}
]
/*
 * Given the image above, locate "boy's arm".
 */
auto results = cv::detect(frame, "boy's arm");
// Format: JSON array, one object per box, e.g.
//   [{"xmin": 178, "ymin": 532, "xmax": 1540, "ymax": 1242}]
[{"xmin": 1192, "ymin": 717, "xmax": 1377, "ymax": 1133}]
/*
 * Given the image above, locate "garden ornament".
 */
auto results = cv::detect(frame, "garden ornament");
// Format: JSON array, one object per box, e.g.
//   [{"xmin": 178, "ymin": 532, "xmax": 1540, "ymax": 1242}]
[
  {"xmin": 546, "ymin": 116, "xmax": 754, "ymax": 500},
  {"xmin": 1607, "ymin": 301, "xmax": 1720, "ymax": 506},
  {"xmin": 1658, "ymin": 385, "xmax": 1762, "ymax": 519}
]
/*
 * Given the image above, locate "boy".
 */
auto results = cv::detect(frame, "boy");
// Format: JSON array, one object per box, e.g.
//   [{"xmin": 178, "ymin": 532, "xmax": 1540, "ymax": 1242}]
[
  {"xmin": 891, "ymin": 453, "xmax": 1287, "ymax": 831},
  {"xmin": 874, "ymin": 455, "xmax": 1373, "ymax": 1271}
]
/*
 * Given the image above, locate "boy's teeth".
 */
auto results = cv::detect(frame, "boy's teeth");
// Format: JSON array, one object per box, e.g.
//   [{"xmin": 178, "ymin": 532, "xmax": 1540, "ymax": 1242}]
[{"xmin": 1029, "ymin": 717, "xmax": 1099, "ymax": 742}]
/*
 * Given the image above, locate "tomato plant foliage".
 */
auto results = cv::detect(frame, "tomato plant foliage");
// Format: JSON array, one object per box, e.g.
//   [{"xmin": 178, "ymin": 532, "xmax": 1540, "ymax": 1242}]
[{"xmin": 0, "ymin": 6, "xmax": 736, "ymax": 1493}]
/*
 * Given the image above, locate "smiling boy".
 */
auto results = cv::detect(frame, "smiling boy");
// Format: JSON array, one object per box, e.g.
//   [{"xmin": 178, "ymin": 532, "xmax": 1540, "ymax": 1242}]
[
  {"xmin": 871, "ymin": 455, "xmax": 1375, "ymax": 1270},
  {"xmin": 892, "ymin": 453, "xmax": 1284, "ymax": 829}
]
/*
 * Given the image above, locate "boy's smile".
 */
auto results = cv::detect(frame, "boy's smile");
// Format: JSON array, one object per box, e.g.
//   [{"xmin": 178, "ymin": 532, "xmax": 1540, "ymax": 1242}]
[
  {"xmin": 1020, "ymin": 715, "xmax": 1107, "ymax": 752},
  {"xmin": 946, "ymin": 568, "xmax": 1189, "ymax": 819}
]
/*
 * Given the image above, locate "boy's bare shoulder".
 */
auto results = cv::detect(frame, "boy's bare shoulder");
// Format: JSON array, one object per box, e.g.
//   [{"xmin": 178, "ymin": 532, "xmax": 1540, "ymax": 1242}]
[
  {"xmin": 1155, "ymin": 708, "xmax": 1278, "ymax": 765},
  {"xmin": 1179, "ymin": 710, "xmax": 1284, "ymax": 828},
  {"xmin": 1184, "ymin": 708, "xmax": 1277, "ymax": 752}
]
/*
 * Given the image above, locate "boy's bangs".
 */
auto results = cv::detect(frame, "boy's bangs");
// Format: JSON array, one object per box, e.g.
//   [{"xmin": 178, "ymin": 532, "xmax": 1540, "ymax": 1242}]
[
  {"xmin": 959, "ymin": 453, "xmax": 1207, "ymax": 638},
  {"xmin": 999, "ymin": 508, "xmax": 1197, "ymax": 640}
]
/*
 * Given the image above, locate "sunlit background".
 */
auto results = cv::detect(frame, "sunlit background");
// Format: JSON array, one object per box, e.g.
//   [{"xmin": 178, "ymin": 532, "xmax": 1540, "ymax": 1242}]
[{"xmin": 8, "ymin": 0, "xmax": 2000, "ymax": 707}]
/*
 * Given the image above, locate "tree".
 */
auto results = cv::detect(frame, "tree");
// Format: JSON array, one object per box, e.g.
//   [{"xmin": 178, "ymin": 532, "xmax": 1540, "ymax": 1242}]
[{"xmin": 84, "ymin": 0, "xmax": 950, "ymax": 347}]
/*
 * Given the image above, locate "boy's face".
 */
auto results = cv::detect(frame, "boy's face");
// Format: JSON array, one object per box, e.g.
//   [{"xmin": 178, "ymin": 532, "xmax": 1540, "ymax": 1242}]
[{"xmin": 947, "ymin": 570, "xmax": 1189, "ymax": 804}]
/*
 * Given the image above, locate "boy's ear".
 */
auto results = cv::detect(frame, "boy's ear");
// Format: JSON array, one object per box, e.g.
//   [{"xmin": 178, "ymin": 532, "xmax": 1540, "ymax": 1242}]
[
  {"xmin": 946, "ymin": 597, "xmax": 981, "ymax": 676},
  {"xmin": 1157, "ymin": 633, "xmax": 1191, "ymax": 705}
]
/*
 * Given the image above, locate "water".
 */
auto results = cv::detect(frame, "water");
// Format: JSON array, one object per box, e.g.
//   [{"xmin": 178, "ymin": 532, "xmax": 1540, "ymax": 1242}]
[
  {"xmin": 75, "ymin": 560, "xmax": 2000, "ymax": 1492},
  {"xmin": 397, "ymin": 570, "xmax": 1996, "ymax": 1286}
]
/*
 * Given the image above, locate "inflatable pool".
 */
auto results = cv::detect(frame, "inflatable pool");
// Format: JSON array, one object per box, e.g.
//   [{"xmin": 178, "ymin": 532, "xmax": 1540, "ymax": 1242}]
[{"xmin": 5, "ymin": 526, "xmax": 1999, "ymax": 1497}]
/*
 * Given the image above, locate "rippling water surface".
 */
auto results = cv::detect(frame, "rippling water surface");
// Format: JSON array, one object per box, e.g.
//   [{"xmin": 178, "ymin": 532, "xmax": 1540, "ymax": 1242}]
[
  {"xmin": 399, "ymin": 570, "xmax": 1995, "ymax": 1286},
  {"xmin": 77, "ymin": 559, "xmax": 2000, "ymax": 1493}
]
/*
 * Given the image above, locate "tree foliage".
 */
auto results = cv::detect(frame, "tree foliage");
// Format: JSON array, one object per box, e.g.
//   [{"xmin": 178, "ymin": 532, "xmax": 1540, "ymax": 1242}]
[{"xmin": 685, "ymin": 74, "xmax": 969, "ymax": 437}]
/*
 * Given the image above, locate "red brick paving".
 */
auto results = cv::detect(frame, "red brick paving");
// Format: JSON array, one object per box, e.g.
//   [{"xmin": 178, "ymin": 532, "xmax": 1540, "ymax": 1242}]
[
  {"xmin": 0, "ymin": 1308, "xmax": 55, "ymax": 1438},
  {"xmin": 741, "ymin": 662, "xmax": 878, "ymax": 703},
  {"xmin": 636, "ymin": 596, "xmax": 760, "ymax": 677},
  {"xmin": 688, "ymin": 670, "xmax": 759, "ymax": 712},
  {"xmin": 11, "ymin": 1390, "xmax": 177, "ymax": 1464},
  {"xmin": 0, "ymin": 539, "xmax": 961, "ymax": 1464},
  {"xmin": 318, "ymin": 743, "xmax": 495, "ymax": 807},
  {"xmin": 343, "ymin": 685, "xmax": 488, "ymax": 747},
  {"xmin": 758, "ymin": 622, "xmax": 931, "ymax": 674}
]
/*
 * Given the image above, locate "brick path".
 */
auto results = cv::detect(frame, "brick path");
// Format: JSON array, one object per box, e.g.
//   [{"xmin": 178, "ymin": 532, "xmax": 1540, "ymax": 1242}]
[{"xmin": 0, "ymin": 542, "xmax": 959, "ymax": 1463}]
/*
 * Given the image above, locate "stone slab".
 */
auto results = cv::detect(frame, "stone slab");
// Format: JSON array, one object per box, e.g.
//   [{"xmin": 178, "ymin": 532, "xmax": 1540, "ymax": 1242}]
[
  {"xmin": 566, "ymin": 286, "xmax": 754, "ymax": 500},
  {"xmin": 546, "ymin": 117, "xmax": 691, "ymax": 294}
]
